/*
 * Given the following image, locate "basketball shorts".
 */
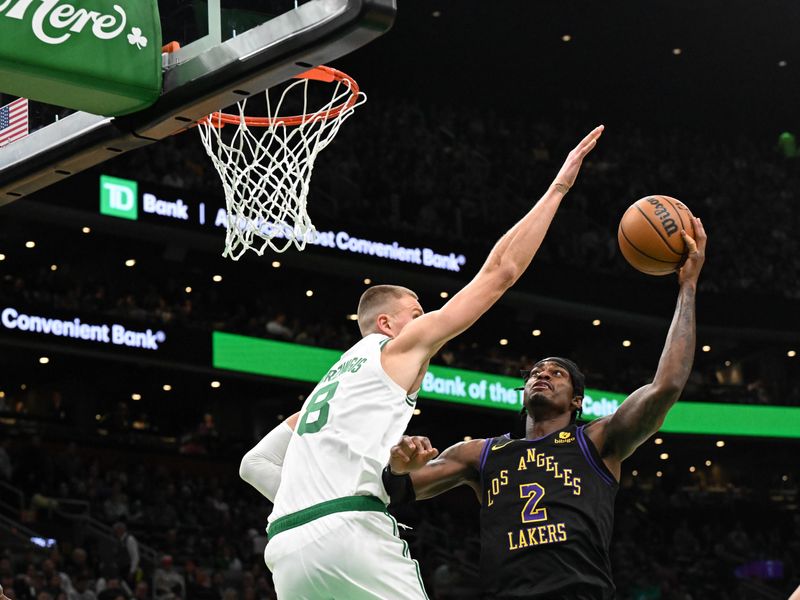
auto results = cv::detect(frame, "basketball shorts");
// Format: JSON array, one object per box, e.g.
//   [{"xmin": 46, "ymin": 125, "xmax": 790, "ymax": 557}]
[{"xmin": 265, "ymin": 508, "xmax": 429, "ymax": 599}]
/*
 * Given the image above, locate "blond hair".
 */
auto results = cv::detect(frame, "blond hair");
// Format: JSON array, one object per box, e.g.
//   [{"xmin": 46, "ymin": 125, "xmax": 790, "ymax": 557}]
[{"xmin": 356, "ymin": 285, "xmax": 418, "ymax": 336}]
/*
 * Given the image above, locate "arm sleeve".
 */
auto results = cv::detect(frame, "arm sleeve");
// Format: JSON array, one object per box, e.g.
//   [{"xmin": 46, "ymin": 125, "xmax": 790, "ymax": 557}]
[{"xmin": 239, "ymin": 421, "xmax": 293, "ymax": 502}]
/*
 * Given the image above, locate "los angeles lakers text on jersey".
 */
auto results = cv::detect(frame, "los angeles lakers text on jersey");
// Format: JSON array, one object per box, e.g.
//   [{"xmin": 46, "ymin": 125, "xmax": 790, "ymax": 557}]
[{"xmin": 478, "ymin": 424, "xmax": 618, "ymax": 599}]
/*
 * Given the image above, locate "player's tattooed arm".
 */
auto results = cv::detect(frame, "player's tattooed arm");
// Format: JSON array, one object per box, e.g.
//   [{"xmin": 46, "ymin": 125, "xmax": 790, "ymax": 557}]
[
  {"xmin": 402, "ymin": 438, "xmax": 485, "ymax": 502},
  {"xmin": 588, "ymin": 217, "xmax": 706, "ymax": 475}
]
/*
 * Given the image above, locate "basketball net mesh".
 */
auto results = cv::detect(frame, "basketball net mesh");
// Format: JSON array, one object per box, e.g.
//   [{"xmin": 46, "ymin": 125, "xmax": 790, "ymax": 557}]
[{"xmin": 197, "ymin": 71, "xmax": 365, "ymax": 260}]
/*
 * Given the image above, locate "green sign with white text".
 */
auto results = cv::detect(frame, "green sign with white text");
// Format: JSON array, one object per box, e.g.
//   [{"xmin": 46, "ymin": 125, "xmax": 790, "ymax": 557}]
[
  {"xmin": 0, "ymin": 0, "xmax": 162, "ymax": 115},
  {"xmin": 211, "ymin": 332, "xmax": 800, "ymax": 439},
  {"xmin": 100, "ymin": 175, "xmax": 138, "ymax": 220}
]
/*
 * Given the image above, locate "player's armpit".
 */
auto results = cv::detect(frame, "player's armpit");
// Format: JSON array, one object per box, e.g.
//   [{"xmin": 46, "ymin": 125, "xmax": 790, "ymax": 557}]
[
  {"xmin": 382, "ymin": 272, "xmax": 514, "ymax": 386},
  {"xmin": 409, "ymin": 438, "xmax": 485, "ymax": 501},
  {"xmin": 588, "ymin": 383, "xmax": 681, "ymax": 470}
]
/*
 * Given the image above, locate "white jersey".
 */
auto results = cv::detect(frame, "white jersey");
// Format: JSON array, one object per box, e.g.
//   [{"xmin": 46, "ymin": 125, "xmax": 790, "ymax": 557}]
[{"xmin": 269, "ymin": 333, "xmax": 416, "ymax": 523}]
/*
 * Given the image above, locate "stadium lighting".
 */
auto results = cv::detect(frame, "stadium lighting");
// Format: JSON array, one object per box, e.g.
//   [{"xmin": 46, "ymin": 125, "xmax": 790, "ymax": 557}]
[
  {"xmin": 212, "ymin": 275, "xmax": 223, "ymax": 282},
  {"xmin": 95, "ymin": 414, "xmax": 102, "ymax": 421},
  {"xmin": 82, "ymin": 226, "xmax": 91, "ymax": 234},
  {"xmin": 622, "ymin": 340, "xmax": 632, "ymax": 347},
  {"xmin": 306, "ymin": 290, "xmax": 314, "ymax": 297},
  {"xmin": 654, "ymin": 438, "xmax": 663, "ymax": 445},
  {"xmin": 431, "ymin": 10, "xmax": 441, "ymax": 17},
  {"xmin": 463, "ymin": 436, "xmax": 472, "ymax": 441},
  {"xmin": 440, "ymin": 291, "xmax": 449, "ymax": 298},
  {"xmin": 783, "ymin": 475, "xmax": 789, "ymax": 482},
  {"xmin": 0, "ymin": 391, "xmax": 4, "ymax": 398},
  {"xmin": 499, "ymin": 339, "xmax": 509, "ymax": 346},
  {"xmin": 689, "ymin": 466, "xmax": 696, "ymax": 473},
  {"xmin": 272, "ymin": 261, "xmax": 281, "ymax": 268},
  {"xmin": 656, "ymin": 471, "xmax": 663, "ymax": 477},
  {"xmin": 779, "ymin": 60, "xmax": 788, "ymax": 67},
  {"xmin": 724, "ymin": 360, "xmax": 732, "ymax": 366},
  {"xmin": 0, "ymin": 254, "xmax": 4, "ymax": 261},
  {"xmin": 50, "ymin": 264, "xmax": 57, "ymax": 271},
  {"xmin": 211, "ymin": 381, "xmax": 221, "ymax": 389},
  {"xmin": 702, "ymin": 345, "xmax": 711, "ymax": 352},
  {"xmin": 413, "ymin": 408, "xmax": 421, "ymax": 416},
  {"xmin": 716, "ymin": 440, "xmax": 725, "ymax": 447},
  {"xmin": 25, "ymin": 241, "xmax": 35, "ymax": 248},
  {"xmin": 163, "ymin": 384, "xmax": 172, "ymax": 392},
  {"xmin": 39, "ymin": 357, "xmax": 49, "ymax": 364},
  {"xmin": 561, "ymin": 34, "xmax": 572, "ymax": 42},
  {"xmin": 592, "ymin": 319, "xmax": 601, "ymax": 326},
  {"xmin": 705, "ymin": 460, "xmax": 712, "ymax": 467},
  {"xmin": 788, "ymin": 350, "xmax": 797, "ymax": 358},
  {"xmin": 532, "ymin": 329, "xmax": 542, "ymax": 336},
  {"xmin": 131, "ymin": 393, "xmax": 141, "ymax": 401},
  {"xmin": 363, "ymin": 278, "xmax": 372, "ymax": 285},
  {"xmin": 672, "ymin": 48, "xmax": 682, "ymax": 55},
  {"xmin": 659, "ymin": 453, "xmax": 669, "ymax": 460},
  {"xmin": 346, "ymin": 314, "xmax": 358, "ymax": 321},
  {"xmin": 631, "ymin": 470, "xmax": 638, "ymax": 477},
  {"xmin": 125, "ymin": 259, "xmax": 136, "ymax": 267},
  {"xmin": 185, "ymin": 287, "xmax": 192, "ymax": 293}
]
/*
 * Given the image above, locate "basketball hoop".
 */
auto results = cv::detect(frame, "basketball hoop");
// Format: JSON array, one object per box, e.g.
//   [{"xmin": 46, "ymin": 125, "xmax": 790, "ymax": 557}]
[{"xmin": 196, "ymin": 66, "xmax": 365, "ymax": 260}]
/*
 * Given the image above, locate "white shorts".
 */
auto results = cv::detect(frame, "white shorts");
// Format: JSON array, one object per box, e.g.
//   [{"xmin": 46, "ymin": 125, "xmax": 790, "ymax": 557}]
[{"xmin": 265, "ymin": 510, "xmax": 429, "ymax": 600}]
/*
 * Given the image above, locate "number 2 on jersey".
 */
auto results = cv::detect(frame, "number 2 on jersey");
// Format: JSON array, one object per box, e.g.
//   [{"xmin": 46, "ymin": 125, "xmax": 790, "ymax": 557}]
[
  {"xmin": 297, "ymin": 381, "xmax": 339, "ymax": 435},
  {"xmin": 520, "ymin": 483, "xmax": 548, "ymax": 523}
]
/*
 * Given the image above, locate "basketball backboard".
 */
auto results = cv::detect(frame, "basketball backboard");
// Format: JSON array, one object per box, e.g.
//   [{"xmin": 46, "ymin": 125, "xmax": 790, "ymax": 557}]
[{"xmin": 0, "ymin": 0, "xmax": 395, "ymax": 204}]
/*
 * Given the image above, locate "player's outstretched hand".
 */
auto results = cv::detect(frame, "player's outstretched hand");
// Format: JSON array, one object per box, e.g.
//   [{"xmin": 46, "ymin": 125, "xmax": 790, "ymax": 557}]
[
  {"xmin": 389, "ymin": 435, "xmax": 439, "ymax": 475},
  {"xmin": 677, "ymin": 216, "xmax": 707, "ymax": 285},
  {"xmin": 552, "ymin": 125, "xmax": 604, "ymax": 192}
]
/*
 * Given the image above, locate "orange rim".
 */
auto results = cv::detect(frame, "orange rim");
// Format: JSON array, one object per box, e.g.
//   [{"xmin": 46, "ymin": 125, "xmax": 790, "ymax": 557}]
[{"xmin": 197, "ymin": 66, "xmax": 361, "ymax": 129}]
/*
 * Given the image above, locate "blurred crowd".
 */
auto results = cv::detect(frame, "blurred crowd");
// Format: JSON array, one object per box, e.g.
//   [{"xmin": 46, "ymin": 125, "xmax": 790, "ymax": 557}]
[
  {"xmin": 0, "ymin": 432, "xmax": 797, "ymax": 600},
  {"xmin": 104, "ymin": 99, "xmax": 800, "ymax": 300}
]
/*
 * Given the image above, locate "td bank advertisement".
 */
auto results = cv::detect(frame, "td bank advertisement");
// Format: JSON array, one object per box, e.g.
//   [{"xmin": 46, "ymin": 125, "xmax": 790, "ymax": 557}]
[
  {"xmin": 211, "ymin": 332, "xmax": 800, "ymax": 439},
  {"xmin": 98, "ymin": 174, "xmax": 468, "ymax": 273}
]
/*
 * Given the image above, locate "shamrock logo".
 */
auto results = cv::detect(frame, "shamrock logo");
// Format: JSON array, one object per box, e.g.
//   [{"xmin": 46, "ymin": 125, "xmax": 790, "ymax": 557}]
[{"xmin": 127, "ymin": 27, "xmax": 147, "ymax": 49}]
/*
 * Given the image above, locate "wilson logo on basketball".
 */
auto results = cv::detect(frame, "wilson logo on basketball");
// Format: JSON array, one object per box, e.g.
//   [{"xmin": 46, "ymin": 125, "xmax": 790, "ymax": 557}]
[
  {"xmin": 0, "ymin": 0, "xmax": 143, "ymax": 46},
  {"xmin": 645, "ymin": 197, "xmax": 679, "ymax": 236}
]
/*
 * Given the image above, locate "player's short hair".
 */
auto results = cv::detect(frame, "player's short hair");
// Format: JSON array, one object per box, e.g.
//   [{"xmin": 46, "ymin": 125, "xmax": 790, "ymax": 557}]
[
  {"xmin": 530, "ymin": 357, "xmax": 586, "ymax": 401},
  {"xmin": 356, "ymin": 285, "xmax": 418, "ymax": 336},
  {"xmin": 515, "ymin": 357, "xmax": 586, "ymax": 431}
]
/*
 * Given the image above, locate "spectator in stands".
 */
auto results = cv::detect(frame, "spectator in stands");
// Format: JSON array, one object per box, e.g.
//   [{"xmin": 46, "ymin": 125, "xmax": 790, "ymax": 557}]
[
  {"xmin": 70, "ymin": 574, "xmax": 96, "ymax": 600},
  {"xmin": 95, "ymin": 577, "xmax": 127, "ymax": 600},
  {"xmin": 111, "ymin": 523, "xmax": 139, "ymax": 587},
  {"xmin": 264, "ymin": 313, "xmax": 293, "ymax": 341},
  {"xmin": 153, "ymin": 556, "xmax": 184, "ymax": 600}
]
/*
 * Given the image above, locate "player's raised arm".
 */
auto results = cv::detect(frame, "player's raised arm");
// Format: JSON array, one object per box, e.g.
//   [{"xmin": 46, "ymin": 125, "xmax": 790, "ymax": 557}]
[
  {"xmin": 588, "ymin": 217, "xmax": 707, "ymax": 475},
  {"xmin": 382, "ymin": 126, "xmax": 604, "ymax": 388}
]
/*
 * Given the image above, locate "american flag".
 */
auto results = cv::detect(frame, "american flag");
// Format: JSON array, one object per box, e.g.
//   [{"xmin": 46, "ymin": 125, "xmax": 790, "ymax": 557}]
[{"xmin": 0, "ymin": 98, "xmax": 29, "ymax": 147}]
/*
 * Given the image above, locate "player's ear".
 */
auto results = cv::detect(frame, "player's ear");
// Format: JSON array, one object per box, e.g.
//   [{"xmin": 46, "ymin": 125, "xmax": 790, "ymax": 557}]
[{"xmin": 376, "ymin": 313, "xmax": 392, "ymax": 336}]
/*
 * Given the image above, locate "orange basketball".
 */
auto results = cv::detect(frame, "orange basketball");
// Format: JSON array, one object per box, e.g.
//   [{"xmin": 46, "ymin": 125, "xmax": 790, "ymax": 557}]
[{"xmin": 617, "ymin": 195, "xmax": 695, "ymax": 276}]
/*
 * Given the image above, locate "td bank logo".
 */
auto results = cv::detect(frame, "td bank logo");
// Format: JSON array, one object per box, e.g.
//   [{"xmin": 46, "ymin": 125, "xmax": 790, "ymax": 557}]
[{"xmin": 100, "ymin": 175, "xmax": 138, "ymax": 220}]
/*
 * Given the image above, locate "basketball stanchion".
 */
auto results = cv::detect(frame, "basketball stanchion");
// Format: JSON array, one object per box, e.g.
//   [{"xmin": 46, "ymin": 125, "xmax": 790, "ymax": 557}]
[{"xmin": 193, "ymin": 66, "xmax": 365, "ymax": 260}]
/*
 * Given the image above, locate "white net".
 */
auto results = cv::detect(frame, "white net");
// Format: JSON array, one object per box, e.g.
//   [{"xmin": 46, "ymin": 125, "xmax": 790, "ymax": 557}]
[{"xmin": 197, "ymin": 68, "xmax": 366, "ymax": 260}]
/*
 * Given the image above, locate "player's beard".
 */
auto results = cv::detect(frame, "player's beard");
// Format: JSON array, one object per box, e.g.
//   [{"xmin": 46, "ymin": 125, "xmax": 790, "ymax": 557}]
[{"xmin": 525, "ymin": 391, "xmax": 553, "ymax": 415}]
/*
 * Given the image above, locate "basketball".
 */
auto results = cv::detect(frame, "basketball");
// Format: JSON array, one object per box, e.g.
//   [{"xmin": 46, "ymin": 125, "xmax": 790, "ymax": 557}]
[{"xmin": 617, "ymin": 196, "xmax": 695, "ymax": 276}]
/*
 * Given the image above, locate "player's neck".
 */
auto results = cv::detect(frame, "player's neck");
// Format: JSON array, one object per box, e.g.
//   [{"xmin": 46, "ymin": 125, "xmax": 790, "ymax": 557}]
[{"xmin": 525, "ymin": 413, "xmax": 572, "ymax": 439}]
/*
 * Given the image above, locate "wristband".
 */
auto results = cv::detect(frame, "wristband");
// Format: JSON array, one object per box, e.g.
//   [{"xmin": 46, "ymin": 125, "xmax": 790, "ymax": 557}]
[{"xmin": 382, "ymin": 465, "xmax": 416, "ymax": 506}]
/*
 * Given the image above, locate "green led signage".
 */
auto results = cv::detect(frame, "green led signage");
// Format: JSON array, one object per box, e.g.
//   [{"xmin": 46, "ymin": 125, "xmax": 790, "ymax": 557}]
[{"xmin": 212, "ymin": 332, "xmax": 800, "ymax": 439}]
